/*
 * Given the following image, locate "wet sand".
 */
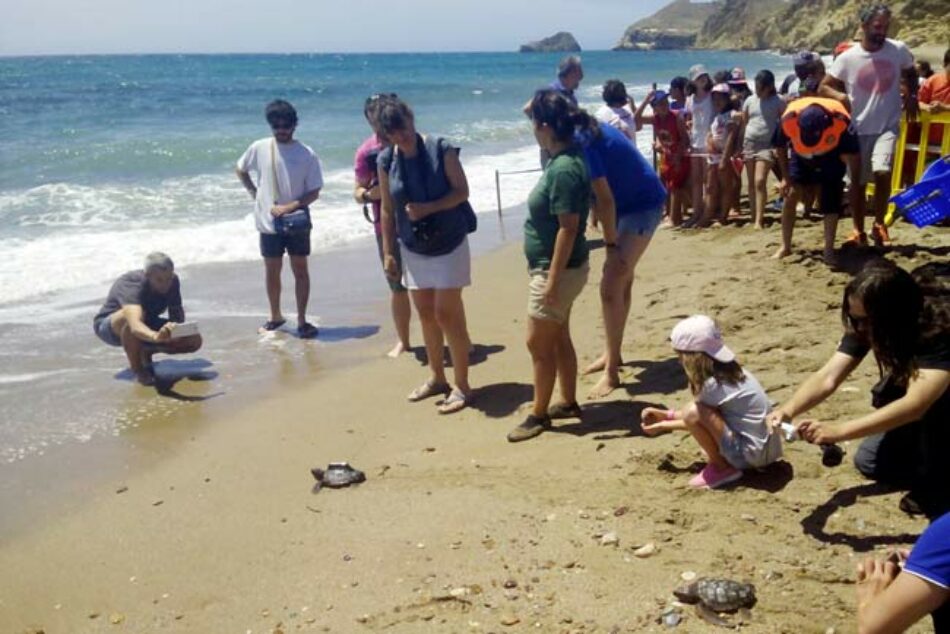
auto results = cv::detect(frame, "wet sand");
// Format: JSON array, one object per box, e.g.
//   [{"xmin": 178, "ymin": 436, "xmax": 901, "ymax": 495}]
[{"xmin": 0, "ymin": 212, "xmax": 947, "ymax": 633}]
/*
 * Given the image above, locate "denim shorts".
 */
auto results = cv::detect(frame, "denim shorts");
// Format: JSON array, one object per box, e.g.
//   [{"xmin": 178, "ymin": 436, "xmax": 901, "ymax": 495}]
[
  {"xmin": 94, "ymin": 315, "xmax": 122, "ymax": 347},
  {"xmin": 617, "ymin": 206, "xmax": 664, "ymax": 237}
]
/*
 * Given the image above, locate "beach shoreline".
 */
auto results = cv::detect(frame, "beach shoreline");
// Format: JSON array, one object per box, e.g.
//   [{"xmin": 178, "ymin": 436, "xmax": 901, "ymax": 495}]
[{"xmin": 1, "ymin": 212, "xmax": 946, "ymax": 633}]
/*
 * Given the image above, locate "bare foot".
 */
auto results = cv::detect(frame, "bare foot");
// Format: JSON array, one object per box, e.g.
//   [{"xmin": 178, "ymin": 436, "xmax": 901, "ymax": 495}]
[
  {"xmin": 583, "ymin": 354, "xmax": 607, "ymax": 375},
  {"xmin": 387, "ymin": 341, "xmax": 408, "ymax": 358},
  {"xmin": 753, "ymin": 222, "xmax": 765, "ymax": 230},
  {"xmin": 771, "ymin": 246, "xmax": 792, "ymax": 259},
  {"xmin": 588, "ymin": 373, "xmax": 621, "ymax": 398}
]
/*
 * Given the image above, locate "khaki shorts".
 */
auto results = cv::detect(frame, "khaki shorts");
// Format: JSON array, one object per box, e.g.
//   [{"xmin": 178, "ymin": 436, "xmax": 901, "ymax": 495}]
[
  {"xmin": 858, "ymin": 131, "xmax": 897, "ymax": 185},
  {"xmin": 527, "ymin": 264, "xmax": 589, "ymax": 323}
]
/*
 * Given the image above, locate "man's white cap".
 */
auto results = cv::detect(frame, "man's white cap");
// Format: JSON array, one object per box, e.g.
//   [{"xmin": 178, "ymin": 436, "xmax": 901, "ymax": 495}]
[{"xmin": 670, "ymin": 315, "xmax": 735, "ymax": 363}]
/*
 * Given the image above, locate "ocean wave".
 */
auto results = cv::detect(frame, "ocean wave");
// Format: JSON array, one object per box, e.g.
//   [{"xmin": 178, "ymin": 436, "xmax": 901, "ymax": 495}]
[
  {"xmin": 0, "ymin": 144, "xmax": 542, "ymax": 307},
  {"xmin": 0, "ymin": 369, "xmax": 72, "ymax": 385}
]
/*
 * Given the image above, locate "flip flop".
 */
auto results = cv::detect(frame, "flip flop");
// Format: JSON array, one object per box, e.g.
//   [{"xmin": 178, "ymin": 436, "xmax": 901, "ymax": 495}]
[
  {"xmin": 407, "ymin": 380, "xmax": 451, "ymax": 402},
  {"xmin": 260, "ymin": 319, "xmax": 286, "ymax": 332},
  {"xmin": 297, "ymin": 322, "xmax": 320, "ymax": 339},
  {"xmin": 438, "ymin": 389, "xmax": 469, "ymax": 415}
]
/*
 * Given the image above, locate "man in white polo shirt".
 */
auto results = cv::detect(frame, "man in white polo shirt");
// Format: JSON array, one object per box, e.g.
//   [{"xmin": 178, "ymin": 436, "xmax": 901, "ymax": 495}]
[{"xmin": 820, "ymin": 4, "xmax": 915, "ymax": 248}]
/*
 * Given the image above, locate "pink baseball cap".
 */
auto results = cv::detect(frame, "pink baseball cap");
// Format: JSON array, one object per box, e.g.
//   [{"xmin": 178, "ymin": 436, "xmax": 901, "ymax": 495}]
[
  {"xmin": 670, "ymin": 315, "xmax": 735, "ymax": 363},
  {"xmin": 711, "ymin": 83, "xmax": 731, "ymax": 95}
]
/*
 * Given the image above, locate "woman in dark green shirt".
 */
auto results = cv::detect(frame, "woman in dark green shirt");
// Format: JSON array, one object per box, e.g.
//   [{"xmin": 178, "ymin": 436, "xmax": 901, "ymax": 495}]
[{"xmin": 508, "ymin": 89, "xmax": 596, "ymax": 443}]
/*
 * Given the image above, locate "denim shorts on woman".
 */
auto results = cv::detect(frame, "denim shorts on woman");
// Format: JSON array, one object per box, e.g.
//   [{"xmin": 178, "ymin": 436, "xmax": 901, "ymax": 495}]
[{"xmin": 617, "ymin": 206, "xmax": 664, "ymax": 237}]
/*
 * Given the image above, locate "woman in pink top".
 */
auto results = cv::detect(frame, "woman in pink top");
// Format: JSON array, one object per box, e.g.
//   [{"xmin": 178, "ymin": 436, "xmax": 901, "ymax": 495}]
[{"xmin": 353, "ymin": 93, "xmax": 412, "ymax": 358}]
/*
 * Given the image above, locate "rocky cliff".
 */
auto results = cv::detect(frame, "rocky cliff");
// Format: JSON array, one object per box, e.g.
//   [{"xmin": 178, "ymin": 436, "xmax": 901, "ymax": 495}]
[
  {"xmin": 754, "ymin": 0, "xmax": 949, "ymax": 53},
  {"xmin": 614, "ymin": 0, "xmax": 721, "ymax": 50},
  {"xmin": 694, "ymin": 0, "xmax": 788, "ymax": 49},
  {"xmin": 616, "ymin": 0, "xmax": 949, "ymax": 52},
  {"xmin": 519, "ymin": 32, "xmax": 582, "ymax": 53}
]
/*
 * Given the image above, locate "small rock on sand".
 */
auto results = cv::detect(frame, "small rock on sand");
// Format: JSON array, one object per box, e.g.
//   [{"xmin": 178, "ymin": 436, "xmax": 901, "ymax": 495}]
[
  {"xmin": 109, "ymin": 613, "xmax": 125, "ymax": 625},
  {"xmin": 680, "ymin": 571, "xmax": 697, "ymax": 582},
  {"xmin": 600, "ymin": 532, "xmax": 620, "ymax": 547},
  {"xmin": 500, "ymin": 615, "xmax": 520, "ymax": 626},
  {"xmin": 633, "ymin": 543, "xmax": 657, "ymax": 558}
]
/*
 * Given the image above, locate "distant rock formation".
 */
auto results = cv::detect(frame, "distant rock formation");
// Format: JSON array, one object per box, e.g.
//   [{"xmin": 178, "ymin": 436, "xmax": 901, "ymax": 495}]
[
  {"xmin": 520, "ymin": 32, "xmax": 582, "ymax": 53},
  {"xmin": 614, "ymin": 0, "xmax": 721, "ymax": 50}
]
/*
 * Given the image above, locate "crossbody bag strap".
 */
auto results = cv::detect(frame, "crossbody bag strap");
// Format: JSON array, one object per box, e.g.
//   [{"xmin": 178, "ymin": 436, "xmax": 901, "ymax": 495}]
[{"xmin": 270, "ymin": 139, "xmax": 280, "ymax": 204}]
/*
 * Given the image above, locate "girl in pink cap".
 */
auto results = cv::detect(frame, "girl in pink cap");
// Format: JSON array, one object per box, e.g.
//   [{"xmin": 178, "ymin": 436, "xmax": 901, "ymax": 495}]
[{"xmin": 640, "ymin": 315, "xmax": 783, "ymax": 489}]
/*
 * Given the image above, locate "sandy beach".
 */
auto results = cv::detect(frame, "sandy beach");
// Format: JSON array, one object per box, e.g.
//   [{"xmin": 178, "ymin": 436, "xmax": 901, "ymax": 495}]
[{"xmin": 1, "ymin": 212, "xmax": 947, "ymax": 634}]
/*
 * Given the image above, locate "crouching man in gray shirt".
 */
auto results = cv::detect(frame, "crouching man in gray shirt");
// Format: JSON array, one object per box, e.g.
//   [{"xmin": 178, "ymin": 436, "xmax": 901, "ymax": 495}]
[{"xmin": 93, "ymin": 252, "xmax": 203, "ymax": 385}]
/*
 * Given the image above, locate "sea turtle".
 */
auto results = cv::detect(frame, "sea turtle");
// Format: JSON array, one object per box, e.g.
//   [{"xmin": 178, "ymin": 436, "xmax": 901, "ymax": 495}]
[
  {"xmin": 673, "ymin": 578, "xmax": 756, "ymax": 612},
  {"xmin": 311, "ymin": 462, "xmax": 366, "ymax": 489}
]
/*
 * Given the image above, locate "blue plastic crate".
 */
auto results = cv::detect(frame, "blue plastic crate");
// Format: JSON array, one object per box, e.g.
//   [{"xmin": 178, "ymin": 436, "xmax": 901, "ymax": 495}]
[{"xmin": 890, "ymin": 155, "xmax": 950, "ymax": 228}]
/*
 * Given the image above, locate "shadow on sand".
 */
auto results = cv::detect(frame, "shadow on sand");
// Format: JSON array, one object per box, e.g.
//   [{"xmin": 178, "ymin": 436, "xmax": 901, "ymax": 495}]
[
  {"xmin": 115, "ymin": 358, "xmax": 224, "ymax": 402},
  {"xmin": 801, "ymin": 483, "xmax": 919, "ymax": 552},
  {"xmin": 547, "ymin": 400, "xmax": 665, "ymax": 441}
]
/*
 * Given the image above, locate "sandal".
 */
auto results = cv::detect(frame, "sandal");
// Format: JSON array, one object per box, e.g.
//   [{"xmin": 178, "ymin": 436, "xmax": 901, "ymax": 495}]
[
  {"xmin": 407, "ymin": 380, "xmax": 451, "ymax": 402},
  {"xmin": 260, "ymin": 319, "xmax": 286, "ymax": 332},
  {"xmin": 297, "ymin": 322, "xmax": 320, "ymax": 339},
  {"xmin": 547, "ymin": 402, "xmax": 582, "ymax": 420},
  {"xmin": 438, "ymin": 389, "xmax": 469, "ymax": 415}
]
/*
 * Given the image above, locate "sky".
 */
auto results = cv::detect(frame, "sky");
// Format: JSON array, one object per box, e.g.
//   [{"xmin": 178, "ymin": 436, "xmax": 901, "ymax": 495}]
[{"xmin": 0, "ymin": 0, "xmax": 681, "ymax": 56}]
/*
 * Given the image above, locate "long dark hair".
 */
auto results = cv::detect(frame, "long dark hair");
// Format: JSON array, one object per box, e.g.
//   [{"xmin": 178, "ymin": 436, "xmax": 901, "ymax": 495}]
[
  {"xmin": 528, "ymin": 89, "xmax": 600, "ymax": 144},
  {"xmin": 842, "ymin": 259, "xmax": 923, "ymax": 386}
]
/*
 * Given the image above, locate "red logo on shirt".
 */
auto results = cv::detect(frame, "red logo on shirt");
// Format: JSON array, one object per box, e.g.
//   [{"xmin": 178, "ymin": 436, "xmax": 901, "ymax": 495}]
[{"xmin": 856, "ymin": 58, "xmax": 897, "ymax": 95}]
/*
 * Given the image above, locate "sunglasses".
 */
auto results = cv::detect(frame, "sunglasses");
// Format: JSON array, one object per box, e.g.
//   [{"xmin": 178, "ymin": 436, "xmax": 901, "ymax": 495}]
[{"xmin": 270, "ymin": 121, "xmax": 294, "ymax": 131}]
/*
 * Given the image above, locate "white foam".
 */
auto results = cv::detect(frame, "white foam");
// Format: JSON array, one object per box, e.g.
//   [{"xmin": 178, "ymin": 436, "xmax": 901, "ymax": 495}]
[
  {"xmin": 0, "ymin": 144, "xmax": 541, "ymax": 308},
  {"xmin": 0, "ymin": 370, "xmax": 72, "ymax": 385}
]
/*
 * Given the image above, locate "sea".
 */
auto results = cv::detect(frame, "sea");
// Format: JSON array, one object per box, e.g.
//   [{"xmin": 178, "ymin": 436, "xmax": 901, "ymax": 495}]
[{"xmin": 0, "ymin": 50, "xmax": 791, "ymax": 533}]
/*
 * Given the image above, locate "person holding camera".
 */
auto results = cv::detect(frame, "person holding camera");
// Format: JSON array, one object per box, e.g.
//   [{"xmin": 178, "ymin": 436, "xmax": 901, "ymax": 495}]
[
  {"xmin": 354, "ymin": 93, "xmax": 412, "ymax": 358},
  {"xmin": 377, "ymin": 97, "xmax": 475, "ymax": 414},
  {"xmin": 93, "ymin": 252, "xmax": 203, "ymax": 385},
  {"xmin": 768, "ymin": 260, "xmax": 950, "ymax": 519},
  {"xmin": 236, "ymin": 99, "xmax": 323, "ymax": 338}
]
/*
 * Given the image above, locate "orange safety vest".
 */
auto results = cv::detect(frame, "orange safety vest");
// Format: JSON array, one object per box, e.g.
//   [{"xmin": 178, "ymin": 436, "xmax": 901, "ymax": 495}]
[{"xmin": 780, "ymin": 97, "xmax": 851, "ymax": 158}]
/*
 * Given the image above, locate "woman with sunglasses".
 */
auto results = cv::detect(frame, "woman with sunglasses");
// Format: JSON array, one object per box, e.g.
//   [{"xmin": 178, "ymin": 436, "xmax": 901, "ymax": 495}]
[
  {"xmin": 768, "ymin": 260, "xmax": 949, "ymax": 519},
  {"xmin": 377, "ymin": 97, "xmax": 474, "ymax": 414}
]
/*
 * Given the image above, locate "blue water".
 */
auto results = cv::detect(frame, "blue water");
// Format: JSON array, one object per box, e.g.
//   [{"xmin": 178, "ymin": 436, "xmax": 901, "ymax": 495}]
[{"xmin": 0, "ymin": 50, "xmax": 790, "ymax": 306}]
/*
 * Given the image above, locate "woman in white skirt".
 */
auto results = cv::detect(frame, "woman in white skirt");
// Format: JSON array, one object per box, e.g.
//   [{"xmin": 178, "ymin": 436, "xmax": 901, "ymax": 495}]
[{"xmin": 377, "ymin": 97, "xmax": 474, "ymax": 414}]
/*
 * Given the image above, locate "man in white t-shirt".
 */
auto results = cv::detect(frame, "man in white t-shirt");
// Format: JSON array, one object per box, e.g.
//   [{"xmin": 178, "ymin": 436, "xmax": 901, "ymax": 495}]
[
  {"xmin": 820, "ymin": 4, "xmax": 915, "ymax": 247},
  {"xmin": 236, "ymin": 100, "xmax": 324, "ymax": 338}
]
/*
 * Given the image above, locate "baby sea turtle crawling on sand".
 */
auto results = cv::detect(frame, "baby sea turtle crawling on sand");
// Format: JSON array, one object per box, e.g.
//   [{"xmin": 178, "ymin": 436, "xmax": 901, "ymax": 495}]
[
  {"xmin": 673, "ymin": 578, "xmax": 757, "ymax": 612},
  {"xmin": 311, "ymin": 462, "xmax": 366, "ymax": 490}
]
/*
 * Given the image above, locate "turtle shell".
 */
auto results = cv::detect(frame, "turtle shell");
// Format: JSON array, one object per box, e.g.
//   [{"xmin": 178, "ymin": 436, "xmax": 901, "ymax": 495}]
[{"xmin": 673, "ymin": 578, "xmax": 756, "ymax": 612}]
